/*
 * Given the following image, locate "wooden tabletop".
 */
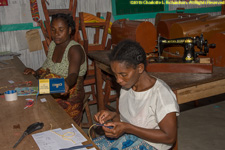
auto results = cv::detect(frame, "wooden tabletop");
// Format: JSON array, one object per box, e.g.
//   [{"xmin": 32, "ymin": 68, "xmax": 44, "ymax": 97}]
[
  {"xmin": 88, "ymin": 50, "xmax": 225, "ymax": 104},
  {"xmin": 0, "ymin": 57, "xmax": 98, "ymax": 150}
]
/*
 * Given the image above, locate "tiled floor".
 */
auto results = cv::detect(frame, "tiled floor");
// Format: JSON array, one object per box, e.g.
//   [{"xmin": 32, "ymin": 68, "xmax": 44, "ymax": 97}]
[{"xmin": 82, "ymin": 93, "xmax": 225, "ymax": 150}]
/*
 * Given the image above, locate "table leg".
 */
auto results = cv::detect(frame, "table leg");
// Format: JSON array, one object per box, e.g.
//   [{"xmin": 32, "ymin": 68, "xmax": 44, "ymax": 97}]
[{"xmin": 95, "ymin": 61, "xmax": 105, "ymax": 111}]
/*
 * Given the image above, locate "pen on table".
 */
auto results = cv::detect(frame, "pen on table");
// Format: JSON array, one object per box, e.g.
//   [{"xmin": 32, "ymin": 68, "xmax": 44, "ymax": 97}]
[
  {"xmin": 71, "ymin": 124, "xmax": 76, "ymax": 130},
  {"xmin": 59, "ymin": 144, "xmax": 93, "ymax": 150}
]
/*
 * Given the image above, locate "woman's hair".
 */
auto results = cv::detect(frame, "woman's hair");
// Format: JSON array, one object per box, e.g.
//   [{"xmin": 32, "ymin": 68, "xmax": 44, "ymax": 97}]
[
  {"xmin": 109, "ymin": 40, "xmax": 147, "ymax": 68},
  {"xmin": 51, "ymin": 13, "xmax": 75, "ymax": 35}
]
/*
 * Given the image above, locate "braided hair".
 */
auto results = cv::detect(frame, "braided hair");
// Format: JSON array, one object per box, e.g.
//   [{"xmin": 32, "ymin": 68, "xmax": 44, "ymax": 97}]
[
  {"xmin": 51, "ymin": 13, "xmax": 75, "ymax": 35},
  {"xmin": 109, "ymin": 40, "xmax": 147, "ymax": 69}
]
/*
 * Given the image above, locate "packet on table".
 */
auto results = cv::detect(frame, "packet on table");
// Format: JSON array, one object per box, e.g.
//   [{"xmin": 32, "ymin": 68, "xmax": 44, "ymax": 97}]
[{"xmin": 38, "ymin": 78, "xmax": 65, "ymax": 94}]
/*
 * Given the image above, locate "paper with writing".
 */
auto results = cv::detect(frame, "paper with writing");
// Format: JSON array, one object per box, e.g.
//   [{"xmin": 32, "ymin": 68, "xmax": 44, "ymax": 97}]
[{"xmin": 32, "ymin": 128, "xmax": 95, "ymax": 150}]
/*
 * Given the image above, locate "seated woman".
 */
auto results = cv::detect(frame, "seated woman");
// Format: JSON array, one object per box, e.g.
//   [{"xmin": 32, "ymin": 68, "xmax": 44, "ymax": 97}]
[
  {"xmin": 93, "ymin": 40, "xmax": 180, "ymax": 150},
  {"xmin": 24, "ymin": 13, "xmax": 87, "ymax": 125}
]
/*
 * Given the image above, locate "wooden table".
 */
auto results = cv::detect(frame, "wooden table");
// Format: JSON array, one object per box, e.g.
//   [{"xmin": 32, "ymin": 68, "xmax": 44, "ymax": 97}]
[
  {"xmin": 88, "ymin": 50, "xmax": 225, "ymax": 111},
  {"xmin": 0, "ymin": 57, "xmax": 98, "ymax": 150}
]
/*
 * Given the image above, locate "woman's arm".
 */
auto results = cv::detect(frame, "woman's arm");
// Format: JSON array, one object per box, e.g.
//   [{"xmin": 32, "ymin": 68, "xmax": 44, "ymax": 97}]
[
  {"xmin": 64, "ymin": 45, "xmax": 84, "ymax": 92},
  {"xmin": 104, "ymin": 112, "xmax": 177, "ymax": 144},
  {"xmin": 128, "ymin": 112, "xmax": 177, "ymax": 144}
]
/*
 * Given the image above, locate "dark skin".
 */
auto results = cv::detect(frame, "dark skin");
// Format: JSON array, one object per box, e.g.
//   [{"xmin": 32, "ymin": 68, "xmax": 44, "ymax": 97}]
[
  {"xmin": 24, "ymin": 18, "xmax": 85, "ymax": 93},
  {"xmin": 94, "ymin": 61, "xmax": 177, "ymax": 144}
]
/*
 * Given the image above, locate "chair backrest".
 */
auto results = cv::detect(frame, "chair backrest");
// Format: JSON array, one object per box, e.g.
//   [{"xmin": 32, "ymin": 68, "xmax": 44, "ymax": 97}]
[
  {"xmin": 39, "ymin": 0, "xmax": 77, "ymax": 55},
  {"xmin": 79, "ymin": 12, "xmax": 112, "ymax": 51}
]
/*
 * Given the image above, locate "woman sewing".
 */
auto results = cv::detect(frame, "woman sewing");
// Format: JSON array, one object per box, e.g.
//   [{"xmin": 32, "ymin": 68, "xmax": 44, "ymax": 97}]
[
  {"xmin": 24, "ymin": 13, "xmax": 87, "ymax": 125},
  {"xmin": 93, "ymin": 40, "xmax": 179, "ymax": 150}
]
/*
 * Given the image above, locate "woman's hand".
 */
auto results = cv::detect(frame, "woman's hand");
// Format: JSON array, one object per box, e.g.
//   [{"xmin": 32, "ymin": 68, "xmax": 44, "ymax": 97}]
[
  {"xmin": 24, "ymin": 68, "xmax": 36, "ymax": 75},
  {"xmin": 64, "ymin": 82, "xmax": 69, "ymax": 93},
  {"xmin": 61, "ymin": 81, "xmax": 69, "ymax": 95},
  {"xmin": 94, "ymin": 110, "xmax": 117, "ymax": 124},
  {"xmin": 102, "ymin": 122, "xmax": 128, "ymax": 138}
]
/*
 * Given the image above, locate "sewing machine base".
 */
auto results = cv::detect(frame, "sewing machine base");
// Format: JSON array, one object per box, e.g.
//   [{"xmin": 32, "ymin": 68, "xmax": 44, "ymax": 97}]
[{"xmin": 146, "ymin": 57, "xmax": 213, "ymax": 74}]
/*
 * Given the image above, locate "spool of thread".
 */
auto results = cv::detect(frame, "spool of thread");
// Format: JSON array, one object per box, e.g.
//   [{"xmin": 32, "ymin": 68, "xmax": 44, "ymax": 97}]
[{"xmin": 4, "ymin": 90, "xmax": 17, "ymax": 101}]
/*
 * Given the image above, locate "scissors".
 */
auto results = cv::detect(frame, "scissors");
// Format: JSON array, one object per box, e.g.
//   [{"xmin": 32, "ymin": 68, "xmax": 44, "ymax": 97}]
[{"xmin": 13, "ymin": 122, "xmax": 44, "ymax": 148}]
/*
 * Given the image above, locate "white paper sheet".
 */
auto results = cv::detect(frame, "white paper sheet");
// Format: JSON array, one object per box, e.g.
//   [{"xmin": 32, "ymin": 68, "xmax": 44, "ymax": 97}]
[
  {"xmin": 32, "ymin": 127, "xmax": 96, "ymax": 150},
  {"xmin": 16, "ymin": 31, "xmax": 29, "ymax": 50}
]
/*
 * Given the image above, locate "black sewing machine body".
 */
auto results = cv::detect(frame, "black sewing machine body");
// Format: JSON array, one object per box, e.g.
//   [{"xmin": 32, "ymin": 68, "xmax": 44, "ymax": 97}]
[{"xmin": 155, "ymin": 34, "xmax": 215, "ymax": 63}]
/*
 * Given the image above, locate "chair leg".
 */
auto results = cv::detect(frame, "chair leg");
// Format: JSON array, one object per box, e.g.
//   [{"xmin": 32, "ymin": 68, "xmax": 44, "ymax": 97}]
[
  {"xmin": 84, "ymin": 100, "xmax": 96, "ymax": 138},
  {"xmin": 104, "ymin": 78, "xmax": 111, "ymax": 106},
  {"xmin": 81, "ymin": 94, "xmax": 96, "ymax": 139},
  {"xmin": 105, "ymin": 38, "xmax": 112, "ymax": 50},
  {"xmin": 91, "ymin": 84, "xmax": 97, "ymax": 103},
  {"xmin": 86, "ymin": 84, "xmax": 97, "ymax": 105}
]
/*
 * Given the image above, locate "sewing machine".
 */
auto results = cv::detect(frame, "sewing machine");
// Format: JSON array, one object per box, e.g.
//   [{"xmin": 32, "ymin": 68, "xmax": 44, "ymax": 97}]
[
  {"xmin": 146, "ymin": 34, "xmax": 216, "ymax": 73},
  {"xmin": 156, "ymin": 34, "xmax": 216, "ymax": 63}
]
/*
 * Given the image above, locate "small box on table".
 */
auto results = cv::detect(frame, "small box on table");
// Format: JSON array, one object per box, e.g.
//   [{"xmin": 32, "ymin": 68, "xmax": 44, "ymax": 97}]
[{"xmin": 38, "ymin": 78, "xmax": 65, "ymax": 94}]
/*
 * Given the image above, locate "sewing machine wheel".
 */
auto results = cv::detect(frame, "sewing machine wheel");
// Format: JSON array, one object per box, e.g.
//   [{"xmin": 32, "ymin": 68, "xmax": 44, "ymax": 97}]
[{"xmin": 196, "ymin": 34, "xmax": 204, "ymax": 50}]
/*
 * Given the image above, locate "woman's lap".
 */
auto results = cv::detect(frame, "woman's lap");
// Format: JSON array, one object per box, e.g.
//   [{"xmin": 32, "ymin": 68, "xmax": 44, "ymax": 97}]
[{"xmin": 93, "ymin": 134, "xmax": 157, "ymax": 150}]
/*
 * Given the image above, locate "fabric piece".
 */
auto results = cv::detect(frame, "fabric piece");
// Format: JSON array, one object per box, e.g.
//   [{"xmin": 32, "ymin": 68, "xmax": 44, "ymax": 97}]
[
  {"xmin": 83, "ymin": 12, "xmax": 112, "ymax": 34},
  {"xmin": 42, "ymin": 40, "xmax": 87, "ymax": 77},
  {"xmin": 119, "ymin": 78, "xmax": 180, "ymax": 150},
  {"xmin": 0, "ymin": 0, "xmax": 8, "ymax": 6},
  {"xmin": 30, "ymin": 0, "xmax": 39, "ymax": 22},
  {"xmin": 93, "ymin": 134, "xmax": 156, "ymax": 150},
  {"xmin": 38, "ymin": 69, "xmax": 84, "ymax": 125}
]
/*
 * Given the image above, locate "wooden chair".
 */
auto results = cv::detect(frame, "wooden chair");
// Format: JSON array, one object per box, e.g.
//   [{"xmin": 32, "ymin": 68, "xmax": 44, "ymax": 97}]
[
  {"xmin": 79, "ymin": 12, "xmax": 112, "ymax": 51},
  {"xmin": 80, "ymin": 93, "xmax": 96, "ymax": 138},
  {"xmin": 82, "ymin": 39, "xmax": 118, "ymax": 111},
  {"xmin": 78, "ymin": 11, "xmax": 114, "ymax": 106},
  {"xmin": 82, "ymin": 37, "xmax": 98, "ymax": 104},
  {"xmin": 39, "ymin": 0, "xmax": 77, "ymax": 55}
]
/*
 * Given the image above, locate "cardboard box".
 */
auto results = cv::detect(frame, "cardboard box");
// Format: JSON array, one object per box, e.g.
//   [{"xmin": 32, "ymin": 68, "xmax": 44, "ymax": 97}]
[{"xmin": 39, "ymin": 78, "xmax": 65, "ymax": 94}]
